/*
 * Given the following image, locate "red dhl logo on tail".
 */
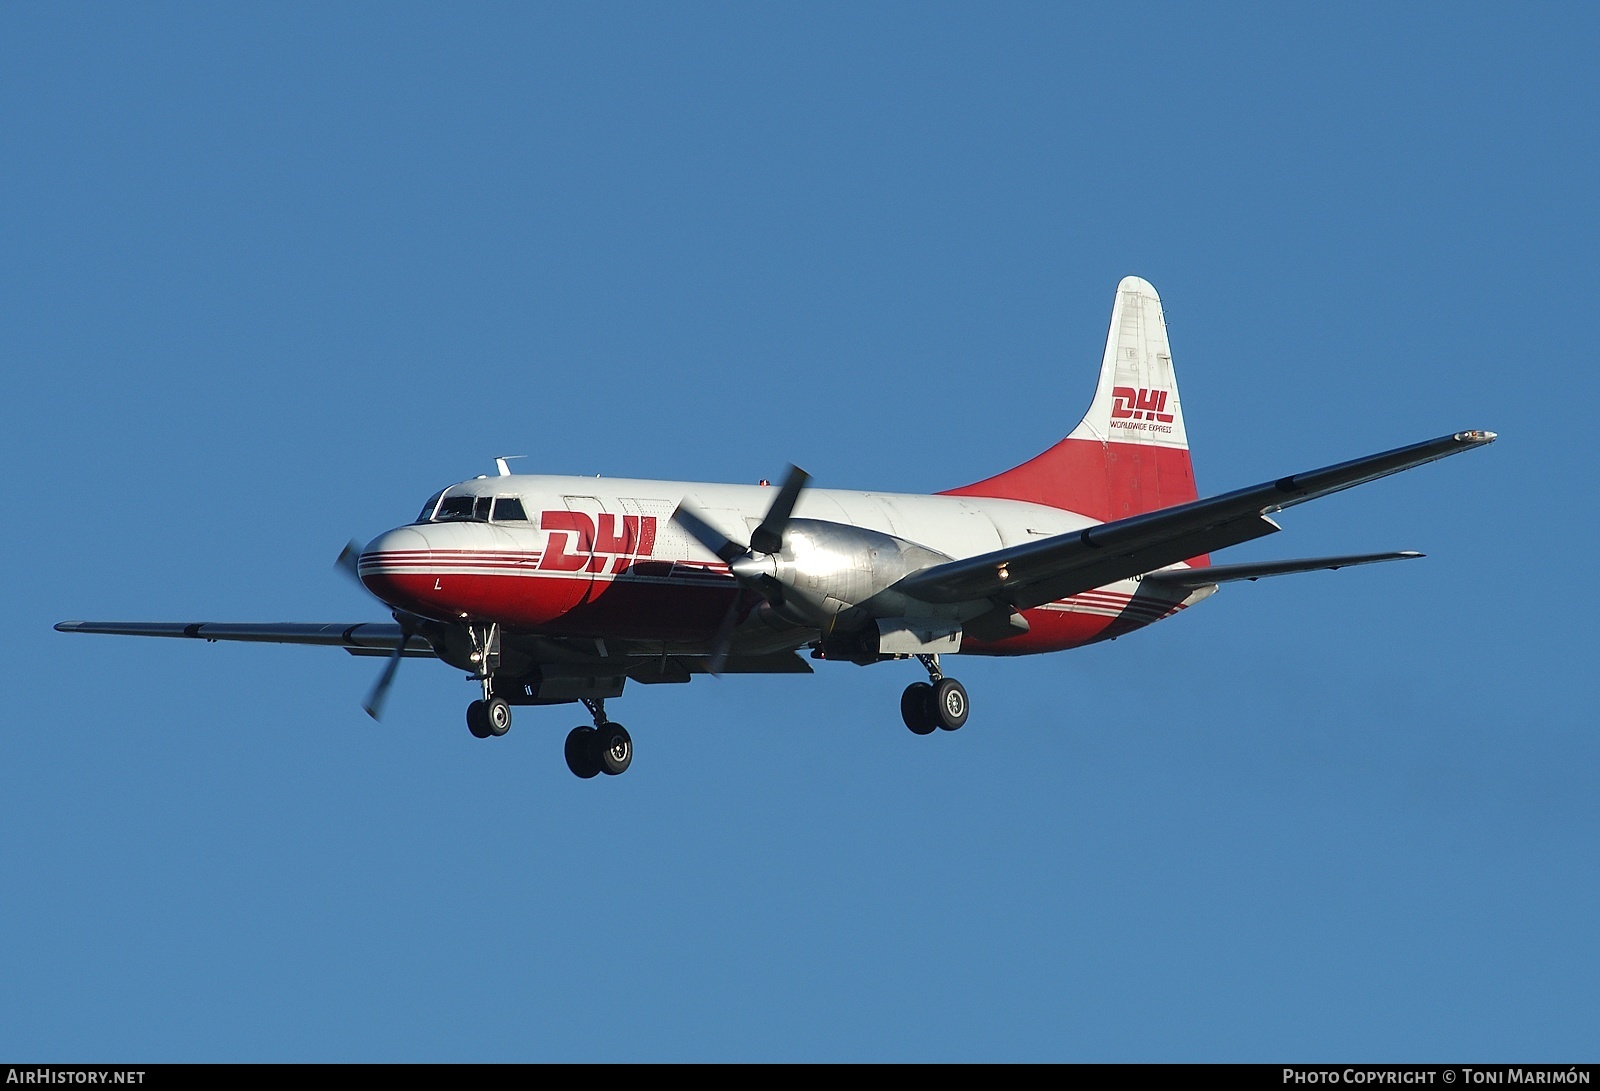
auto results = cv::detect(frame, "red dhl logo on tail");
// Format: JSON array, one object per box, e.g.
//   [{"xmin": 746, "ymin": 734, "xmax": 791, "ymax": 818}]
[
  {"xmin": 539, "ymin": 513, "xmax": 658, "ymax": 573},
  {"xmin": 1111, "ymin": 387, "xmax": 1175, "ymax": 423}
]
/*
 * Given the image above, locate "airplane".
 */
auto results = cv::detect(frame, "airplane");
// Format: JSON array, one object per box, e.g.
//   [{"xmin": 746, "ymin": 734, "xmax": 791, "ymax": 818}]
[{"xmin": 57, "ymin": 276, "xmax": 1495, "ymax": 779}]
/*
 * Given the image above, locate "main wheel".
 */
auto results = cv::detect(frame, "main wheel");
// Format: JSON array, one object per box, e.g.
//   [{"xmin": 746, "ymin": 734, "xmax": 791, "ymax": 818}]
[
  {"xmin": 595, "ymin": 722, "xmax": 632, "ymax": 776},
  {"xmin": 564, "ymin": 726, "xmax": 601, "ymax": 779},
  {"xmin": 931, "ymin": 677, "xmax": 969, "ymax": 731},
  {"xmin": 485, "ymin": 697, "xmax": 512, "ymax": 737},
  {"xmin": 901, "ymin": 682, "xmax": 936, "ymax": 735},
  {"xmin": 466, "ymin": 700, "xmax": 492, "ymax": 739}
]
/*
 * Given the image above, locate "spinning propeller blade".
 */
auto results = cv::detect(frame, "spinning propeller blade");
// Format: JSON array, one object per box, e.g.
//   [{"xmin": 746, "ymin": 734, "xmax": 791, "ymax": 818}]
[
  {"xmin": 335, "ymin": 539, "xmax": 365, "ymax": 586},
  {"xmin": 363, "ymin": 639, "xmax": 405, "ymax": 721},
  {"xmin": 750, "ymin": 465, "xmax": 809, "ymax": 554},
  {"xmin": 669, "ymin": 465, "xmax": 811, "ymax": 675},
  {"xmin": 707, "ymin": 596, "xmax": 744, "ymax": 676},
  {"xmin": 335, "ymin": 538, "xmax": 411, "ymax": 721},
  {"xmin": 671, "ymin": 505, "xmax": 747, "ymax": 564}
]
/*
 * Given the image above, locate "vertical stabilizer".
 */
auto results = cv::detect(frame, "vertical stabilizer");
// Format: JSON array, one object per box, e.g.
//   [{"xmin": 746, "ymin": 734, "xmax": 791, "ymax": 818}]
[{"xmin": 941, "ymin": 276, "xmax": 1199, "ymax": 523}]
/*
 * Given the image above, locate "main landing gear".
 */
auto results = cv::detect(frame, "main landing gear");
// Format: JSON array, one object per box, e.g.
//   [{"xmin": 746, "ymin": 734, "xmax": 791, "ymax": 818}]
[
  {"xmin": 564, "ymin": 698, "xmax": 632, "ymax": 779},
  {"xmin": 901, "ymin": 654, "xmax": 969, "ymax": 735}
]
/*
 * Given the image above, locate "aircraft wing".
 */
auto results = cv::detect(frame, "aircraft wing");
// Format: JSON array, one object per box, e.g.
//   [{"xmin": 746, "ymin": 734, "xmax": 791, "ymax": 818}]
[
  {"xmin": 53, "ymin": 620, "xmax": 437, "ymax": 658},
  {"xmin": 895, "ymin": 430, "xmax": 1495, "ymax": 611}
]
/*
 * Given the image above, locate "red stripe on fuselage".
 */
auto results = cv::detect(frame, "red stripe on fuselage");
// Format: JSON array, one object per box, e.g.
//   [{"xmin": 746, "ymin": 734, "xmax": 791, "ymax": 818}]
[{"xmin": 359, "ymin": 551, "xmax": 1188, "ymax": 652}]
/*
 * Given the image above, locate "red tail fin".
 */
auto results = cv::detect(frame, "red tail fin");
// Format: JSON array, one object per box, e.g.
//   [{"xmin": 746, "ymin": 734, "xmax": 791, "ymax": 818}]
[{"xmin": 941, "ymin": 276, "xmax": 1199, "ymax": 523}]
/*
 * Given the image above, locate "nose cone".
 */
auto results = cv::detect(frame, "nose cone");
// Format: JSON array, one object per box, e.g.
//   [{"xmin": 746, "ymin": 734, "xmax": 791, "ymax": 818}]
[{"xmin": 358, "ymin": 526, "xmax": 430, "ymax": 603}]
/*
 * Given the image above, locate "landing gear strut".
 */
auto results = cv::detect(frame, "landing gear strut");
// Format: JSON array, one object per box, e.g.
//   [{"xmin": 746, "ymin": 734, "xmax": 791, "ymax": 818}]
[
  {"xmin": 564, "ymin": 698, "xmax": 633, "ymax": 779},
  {"xmin": 901, "ymin": 654, "xmax": 969, "ymax": 734},
  {"xmin": 464, "ymin": 623, "xmax": 512, "ymax": 739}
]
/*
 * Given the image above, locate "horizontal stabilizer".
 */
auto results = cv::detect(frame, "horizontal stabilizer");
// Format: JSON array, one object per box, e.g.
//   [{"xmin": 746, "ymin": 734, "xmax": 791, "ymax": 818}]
[
  {"xmin": 1143, "ymin": 552, "xmax": 1422, "ymax": 588},
  {"xmin": 54, "ymin": 620, "xmax": 436, "ymax": 657}
]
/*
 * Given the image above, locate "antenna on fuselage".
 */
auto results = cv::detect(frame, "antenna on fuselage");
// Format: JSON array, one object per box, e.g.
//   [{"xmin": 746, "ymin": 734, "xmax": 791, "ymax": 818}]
[{"xmin": 494, "ymin": 455, "xmax": 527, "ymax": 477}]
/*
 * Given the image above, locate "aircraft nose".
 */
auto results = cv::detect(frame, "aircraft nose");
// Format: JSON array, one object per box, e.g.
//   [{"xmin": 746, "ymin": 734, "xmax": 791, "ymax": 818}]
[{"xmin": 357, "ymin": 527, "xmax": 430, "ymax": 599}]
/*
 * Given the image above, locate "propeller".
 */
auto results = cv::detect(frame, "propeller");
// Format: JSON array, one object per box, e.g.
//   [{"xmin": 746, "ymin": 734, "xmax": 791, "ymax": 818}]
[
  {"xmin": 335, "ymin": 538, "xmax": 414, "ymax": 721},
  {"xmin": 672, "ymin": 465, "xmax": 810, "ymax": 673},
  {"xmin": 335, "ymin": 539, "xmax": 365, "ymax": 584},
  {"xmin": 750, "ymin": 466, "xmax": 808, "ymax": 554},
  {"xmin": 361, "ymin": 632, "xmax": 409, "ymax": 721}
]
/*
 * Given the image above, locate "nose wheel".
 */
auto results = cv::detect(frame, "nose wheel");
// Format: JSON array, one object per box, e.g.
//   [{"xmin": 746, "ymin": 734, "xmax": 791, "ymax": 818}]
[
  {"xmin": 901, "ymin": 655, "xmax": 969, "ymax": 734},
  {"xmin": 466, "ymin": 697, "xmax": 512, "ymax": 738}
]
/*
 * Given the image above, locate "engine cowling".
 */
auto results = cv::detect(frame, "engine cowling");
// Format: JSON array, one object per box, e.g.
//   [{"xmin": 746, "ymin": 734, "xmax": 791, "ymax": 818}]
[{"xmin": 743, "ymin": 518, "xmax": 953, "ymax": 629}]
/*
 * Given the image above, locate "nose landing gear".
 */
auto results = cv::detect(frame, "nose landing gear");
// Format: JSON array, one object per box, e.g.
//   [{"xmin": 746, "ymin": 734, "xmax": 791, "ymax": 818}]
[
  {"xmin": 464, "ymin": 622, "xmax": 513, "ymax": 739},
  {"xmin": 901, "ymin": 654, "xmax": 969, "ymax": 735}
]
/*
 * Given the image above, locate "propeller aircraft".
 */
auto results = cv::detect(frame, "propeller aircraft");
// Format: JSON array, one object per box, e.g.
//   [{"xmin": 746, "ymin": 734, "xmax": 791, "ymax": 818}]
[{"xmin": 57, "ymin": 277, "xmax": 1496, "ymax": 779}]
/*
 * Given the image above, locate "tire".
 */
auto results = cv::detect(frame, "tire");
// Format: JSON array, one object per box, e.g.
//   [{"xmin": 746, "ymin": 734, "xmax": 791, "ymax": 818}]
[
  {"xmin": 595, "ymin": 722, "xmax": 633, "ymax": 776},
  {"xmin": 564, "ymin": 726, "xmax": 601, "ymax": 779},
  {"xmin": 485, "ymin": 697, "xmax": 512, "ymax": 737},
  {"xmin": 466, "ymin": 700, "xmax": 492, "ymax": 739},
  {"xmin": 901, "ymin": 682, "xmax": 936, "ymax": 735},
  {"xmin": 931, "ymin": 677, "xmax": 968, "ymax": 731}
]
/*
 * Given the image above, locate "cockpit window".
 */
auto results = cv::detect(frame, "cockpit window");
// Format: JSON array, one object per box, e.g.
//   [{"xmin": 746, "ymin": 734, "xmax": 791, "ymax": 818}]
[
  {"xmin": 492, "ymin": 497, "xmax": 528, "ymax": 521},
  {"xmin": 414, "ymin": 490, "xmax": 445, "ymax": 524},
  {"xmin": 434, "ymin": 494, "xmax": 478, "ymax": 521},
  {"xmin": 423, "ymin": 490, "xmax": 529, "ymax": 523}
]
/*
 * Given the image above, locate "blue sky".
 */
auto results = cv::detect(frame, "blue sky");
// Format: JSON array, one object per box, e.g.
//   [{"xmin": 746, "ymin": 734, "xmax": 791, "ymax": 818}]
[{"xmin": 2, "ymin": 4, "xmax": 1596, "ymax": 1061}]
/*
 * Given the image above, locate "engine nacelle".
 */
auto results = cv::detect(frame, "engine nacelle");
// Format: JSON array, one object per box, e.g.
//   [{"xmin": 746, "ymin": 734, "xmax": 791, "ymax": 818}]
[{"xmin": 748, "ymin": 518, "xmax": 953, "ymax": 628}]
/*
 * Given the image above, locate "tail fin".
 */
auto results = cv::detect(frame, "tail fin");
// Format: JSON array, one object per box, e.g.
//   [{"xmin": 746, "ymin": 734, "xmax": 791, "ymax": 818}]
[{"xmin": 941, "ymin": 275, "xmax": 1199, "ymax": 522}]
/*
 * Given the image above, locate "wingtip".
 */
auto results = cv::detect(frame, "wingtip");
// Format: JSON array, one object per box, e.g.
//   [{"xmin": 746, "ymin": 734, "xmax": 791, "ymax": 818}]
[
  {"xmin": 55, "ymin": 621, "xmax": 80, "ymax": 632},
  {"xmin": 1455, "ymin": 429, "xmax": 1497, "ymax": 445}
]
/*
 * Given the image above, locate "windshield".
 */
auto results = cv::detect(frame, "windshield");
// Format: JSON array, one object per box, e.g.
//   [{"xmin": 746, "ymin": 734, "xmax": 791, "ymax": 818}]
[
  {"xmin": 434, "ymin": 494, "xmax": 478, "ymax": 521},
  {"xmin": 424, "ymin": 490, "xmax": 529, "ymax": 523},
  {"xmin": 413, "ymin": 490, "xmax": 445, "ymax": 523},
  {"xmin": 493, "ymin": 497, "xmax": 528, "ymax": 521}
]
